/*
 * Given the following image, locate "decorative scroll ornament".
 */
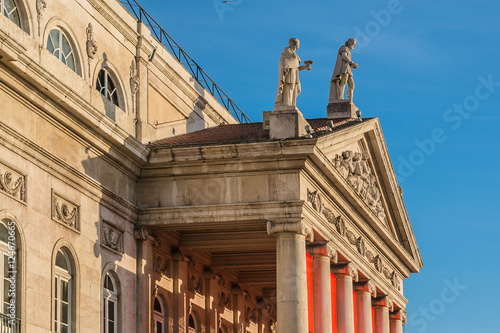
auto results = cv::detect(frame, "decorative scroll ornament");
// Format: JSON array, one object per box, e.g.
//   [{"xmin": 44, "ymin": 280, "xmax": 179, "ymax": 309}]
[
  {"xmin": 0, "ymin": 164, "xmax": 26, "ymax": 202},
  {"xmin": 188, "ymin": 273, "xmax": 203, "ymax": 294},
  {"xmin": 153, "ymin": 253, "xmax": 171, "ymax": 278},
  {"xmin": 36, "ymin": 0, "xmax": 47, "ymax": 36},
  {"xmin": 218, "ymin": 291, "xmax": 231, "ymax": 309},
  {"xmin": 101, "ymin": 221, "xmax": 124, "ymax": 253},
  {"xmin": 307, "ymin": 189, "xmax": 324, "ymax": 214},
  {"xmin": 130, "ymin": 60, "xmax": 140, "ymax": 116},
  {"xmin": 245, "ymin": 306, "xmax": 257, "ymax": 323},
  {"xmin": 51, "ymin": 191, "xmax": 79, "ymax": 231},
  {"xmin": 86, "ymin": 23, "xmax": 98, "ymax": 77},
  {"xmin": 333, "ymin": 150, "xmax": 387, "ymax": 223},
  {"xmin": 307, "ymin": 187, "xmax": 401, "ymax": 290}
]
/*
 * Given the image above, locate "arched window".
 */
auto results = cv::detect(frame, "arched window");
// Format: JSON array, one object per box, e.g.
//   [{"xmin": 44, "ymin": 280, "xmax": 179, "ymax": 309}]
[
  {"xmin": 188, "ymin": 314, "xmax": 197, "ymax": 333},
  {"xmin": 103, "ymin": 272, "xmax": 118, "ymax": 333},
  {"xmin": 153, "ymin": 296, "xmax": 165, "ymax": 333},
  {"xmin": 54, "ymin": 249, "xmax": 72, "ymax": 333},
  {"xmin": 97, "ymin": 69, "xmax": 120, "ymax": 107},
  {"xmin": 0, "ymin": 220, "xmax": 16, "ymax": 322},
  {"xmin": 1, "ymin": 0, "xmax": 21, "ymax": 28},
  {"xmin": 47, "ymin": 28, "xmax": 76, "ymax": 72}
]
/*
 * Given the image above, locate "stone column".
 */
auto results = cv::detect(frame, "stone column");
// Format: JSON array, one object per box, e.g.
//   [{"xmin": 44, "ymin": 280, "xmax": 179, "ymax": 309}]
[
  {"xmin": 373, "ymin": 296, "xmax": 392, "ymax": 333},
  {"xmin": 354, "ymin": 281, "xmax": 376, "ymax": 333},
  {"xmin": 389, "ymin": 310, "xmax": 403, "ymax": 333},
  {"xmin": 307, "ymin": 242, "xmax": 337, "ymax": 333},
  {"xmin": 331, "ymin": 264, "xmax": 357, "ymax": 333},
  {"xmin": 267, "ymin": 220, "xmax": 314, "ymax": 333},
  {"xmin": 133, "ymin": 227, "xmax": 149, "ymax": 333}
]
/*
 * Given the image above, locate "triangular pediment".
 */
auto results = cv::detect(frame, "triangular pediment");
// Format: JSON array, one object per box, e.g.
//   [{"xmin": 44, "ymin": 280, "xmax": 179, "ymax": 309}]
[{"xmin": 315, "ymin": 118, "xmax": 423, "ymax": 271}]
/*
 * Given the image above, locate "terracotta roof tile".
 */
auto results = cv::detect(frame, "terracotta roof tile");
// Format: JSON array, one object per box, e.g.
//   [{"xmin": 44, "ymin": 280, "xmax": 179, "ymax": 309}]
[{"xmin": 149, "ymin": 117, "xmax": 356, "ymax": 147}]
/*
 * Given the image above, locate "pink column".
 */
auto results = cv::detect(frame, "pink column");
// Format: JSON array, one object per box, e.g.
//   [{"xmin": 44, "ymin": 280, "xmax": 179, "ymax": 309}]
[
  {"xmin": 373, "ymin": 296, "xmax": 391, "ymax": 333},
  {"xmin": 332, "ymin": 264, "xmax": 357, "ymax": 333},
  {"xmin": 354, "ymin": 281, "xmax": 375, "ymax": 333},
  {"xmin": 389, "ymin": 310, "xmax": 403, "ymax": 333}
]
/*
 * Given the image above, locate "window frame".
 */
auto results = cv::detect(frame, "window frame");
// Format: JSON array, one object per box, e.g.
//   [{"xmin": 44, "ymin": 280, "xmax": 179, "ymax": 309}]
[
  {"xmin": 54, "ymin": 250, "xmax": 72, "ymax": 333},
  {"xmin": 96, "ymin": 68, "xmax": 122, "ymax": 108},
  {"xmin": 103, "ymin": 272, "xmax": 118, "ymax": 333},
  {"xmin": 1, "ymin": 0, "xmax": 22, "ymax": 29},
  {"xmin": 153, "ymin": 296, "xmax": 165, "ymax": 333}
]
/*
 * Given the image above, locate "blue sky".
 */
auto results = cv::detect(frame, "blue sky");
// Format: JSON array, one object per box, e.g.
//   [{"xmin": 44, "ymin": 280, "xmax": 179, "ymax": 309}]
[{"xmin": 134, "ymin": 1, "xmax": 500, "ymax": 332}]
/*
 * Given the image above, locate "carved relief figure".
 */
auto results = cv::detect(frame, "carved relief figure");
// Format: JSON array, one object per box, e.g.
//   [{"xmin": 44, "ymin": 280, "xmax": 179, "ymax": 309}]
[
  {"xmin": 274, "ymin": 38, "xmax": 312, "ymax": 109},
  {"xmin": 334, "ymin": 150, "xmax": 387, "ymax": 223},
  {"xmin": 329, "ymin": 38, "xmax": 358, "ymax": 103}
]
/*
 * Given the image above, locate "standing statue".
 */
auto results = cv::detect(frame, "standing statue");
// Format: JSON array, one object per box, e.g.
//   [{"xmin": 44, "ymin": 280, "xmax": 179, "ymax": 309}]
[
  {"xmin": 329, "ymin": 38, "xmax": 358, "ymax": 103},
  {"xmin": 274, "ymin": 38, "xmax": 313, "ymax": 110}
]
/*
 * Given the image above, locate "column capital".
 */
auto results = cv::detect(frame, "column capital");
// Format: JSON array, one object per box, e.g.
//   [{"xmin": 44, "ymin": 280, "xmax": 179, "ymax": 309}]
[
  {"xmin": 307, "ymin": 241, "xmax": 338, "ymax": 263},
  {"xmin": 267, "ymin": 220, "xmax": 314, "ymax": 241},
  {"xmin": 331, "ymin": 263, "xmax": 358, "ymax": 282},
  {"xmin": 354, "ymin": 280, "xmax": 377, "ymax": 298},
  {"xmin": 389, "ymin": 309, "xmax": 402, "ymax": 321},
  {"xmin": 372, "ymin": 296, "xmax": 394, "ymax": 311}
]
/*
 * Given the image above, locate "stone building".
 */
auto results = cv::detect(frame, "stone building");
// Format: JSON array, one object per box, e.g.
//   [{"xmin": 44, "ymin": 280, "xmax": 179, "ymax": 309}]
[{"xmin": 0, "ymin": 0, "xmax": 422, "ymax": 332}]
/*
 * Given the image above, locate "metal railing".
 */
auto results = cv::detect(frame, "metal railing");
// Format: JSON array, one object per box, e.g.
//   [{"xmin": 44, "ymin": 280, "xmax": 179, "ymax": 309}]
[
  {"xmin": 118, "ymin": 0, "xmax": 252, "ymax": 124},
  {"xmin": 0, "ymin": 313, "xmax": 20, "ymax": 333}
]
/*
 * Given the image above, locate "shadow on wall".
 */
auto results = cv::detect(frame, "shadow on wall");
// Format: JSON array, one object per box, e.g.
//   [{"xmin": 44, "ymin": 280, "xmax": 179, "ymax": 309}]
[{"xmin": 186, "ymin": 77, "xmax": 207, "ymax": 134}]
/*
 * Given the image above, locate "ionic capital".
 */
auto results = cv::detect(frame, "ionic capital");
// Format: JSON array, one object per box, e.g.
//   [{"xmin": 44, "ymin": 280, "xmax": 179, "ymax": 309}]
[
  {"xmin": 331, "ymin": 263, "xmax": 358, "ymax": 282},
  {"xmin": 389, "ymin": 309, "xmax": 402, "ymax": 321},
  {"xmin": 306, "ymin": 241, "xmax": 337, "ymax": 262},
  {"xmin": 267, "ymin": 220, "xmax": 314, "ymax": 241},
  {"xmin": 372, "ymin": 296, "xmax": 394, "ymax": 311},
  {"xmin": 354, "ymin": 280, "xmax": 377, "ymax": 297}
]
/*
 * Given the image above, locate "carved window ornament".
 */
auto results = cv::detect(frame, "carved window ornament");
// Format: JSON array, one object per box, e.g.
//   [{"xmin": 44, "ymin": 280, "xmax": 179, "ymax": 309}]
[
  {"xmin": 152, "ymin": 252, "xmax": 171, "ymax": 278},
  {"xmin": 101, "ymin": 220, "xmax": 124, "ymax": 254},
  {"xmin": 187, "ymin": 272, "xmax": 203, "ymax": 295},
  {"xmin": 333, "ymin": 150, "xmax": 388, "ymax": 224},
  {"xmin": 86, "ymin": 23, "xmax": 98, "ymax": 78},
  {"xmin": 218, "ymin": 291, "xmax": 231, "ymax": 309},
  {"xmin": 0, "ymin": 161, "xmax": 26, "ymax": 203},
  {"xmin": 51, "ymin": 190, "xmax": 80, "ymax": 232},
  {"xmin": 129, "ymin": 60, "xmax": 139, "ymax": 116},
  {"xmin": 36, "ymin": 0, "xmax": 46, "ymax": 35}
]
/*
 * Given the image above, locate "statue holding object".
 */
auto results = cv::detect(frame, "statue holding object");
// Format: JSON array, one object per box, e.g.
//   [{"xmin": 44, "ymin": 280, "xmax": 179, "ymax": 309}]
[
  {"xmin": 274, "ymin": 38, "xmax": 313, "ymax": 110},
  {"xmin": 329, "ymin": 38, "xmax": 358, "ymax": 103}
]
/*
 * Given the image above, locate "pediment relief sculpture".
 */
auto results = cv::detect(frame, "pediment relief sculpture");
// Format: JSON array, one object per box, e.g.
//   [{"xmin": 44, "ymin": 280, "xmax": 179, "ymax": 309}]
[
  {"xmin": 101, "ymin": 221, "xmax": 124, "ymax": 254},
  {"xmin": 333, "ymin": 150, "xmax": 387, "ymax": 223},
  {"xmin": 0, "ymin": 162, "xmax": 26, "ymax": 203}
]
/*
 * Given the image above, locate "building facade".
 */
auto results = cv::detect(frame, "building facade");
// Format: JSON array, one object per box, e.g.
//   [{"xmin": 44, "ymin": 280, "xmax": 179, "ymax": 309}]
[{"xmin": 0, "ymin": 0, "xmax": 422, "ymax": 332}]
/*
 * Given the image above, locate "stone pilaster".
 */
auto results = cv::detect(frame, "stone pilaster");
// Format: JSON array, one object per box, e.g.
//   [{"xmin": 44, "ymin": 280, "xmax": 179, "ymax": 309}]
[
  {"xmin": 307, "ymin": 242, "xmax": 337, "ymax": 333},
  {"xmin": 267, "ymin": 220, "xmax": 314, "ymax": 333},
  {"xmin": 354, "ymin": 281, "xmax": 376, "ymax": 333},
  {"xmin": 331, "ymin": 264, "xmax": 358, "ymax": 333},
  {"xmin": 373, "ymin": 296, "xmax": 392, "ymax": 333},
  {"xmin": 389, "ymin": 310, "xmax": 403, "ymax": 333}
]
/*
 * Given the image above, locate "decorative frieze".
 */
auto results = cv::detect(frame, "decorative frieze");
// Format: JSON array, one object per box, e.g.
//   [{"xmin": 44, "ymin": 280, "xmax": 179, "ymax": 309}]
[
  {"xmin": 333, "ymin": 150, "xmax": 387, "ymax": 223},
  {"xmin": 153, "ymin": 252, "xmax": 171, "ymax": 278},
  {"xmin": 51, "ymin": 190, "xmax": 79, "ymax": 231},
  {"xmin": 0, "ymin": 162, "xmax": 26, "ymax": 203},
  {"xmin": 188, "ymin": 273, "xmax": 203, "ymax": 294},
  {"xmin": 307, "ymin": 187, "xmax": 401, "ymax": 291},
  {"xmin": 101, "ymin": 221, "xmax": 124, "ymax": 254}
]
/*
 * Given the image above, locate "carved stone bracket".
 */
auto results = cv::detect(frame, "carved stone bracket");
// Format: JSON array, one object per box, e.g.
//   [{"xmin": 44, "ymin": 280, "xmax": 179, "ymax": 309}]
[
  {"xmin": 101, "ymin": 221, "xmax": 124, "ymax": 254},
  {"xmin": 51, "ymin": 190, "xmax": 79, "ymax": 231},
  {"xmin": 267, "ymin": 220, "xmax": 314, "ymax": 242},
  {"xmin": 36, "ymin": 0, "xmax": 47, "ymax": 36},
  {"xmin": 188, "ymin": 272, "xmax": 203, "ymax": 294},
  {"xmin": 332, "ymin": 263, "xmax": 358, "ymax": 282},
  {"xmin": 86, "ymin": 23, "xmax": 98, "ymax": 78},
  {"xmin": 307, "ymin": 187, "xmax": 401, "ymax": 291},
  {"xmin": 245, "ymin": 306, "xmax": 257, "ymax": 323},
  {"xmin": 307, "ymin": 188, "xmax": 324, "ymax": 214},
  {"xmin": 354, "ymin": 280, "xmax": 377, "ymax": 298},
  {"xmin": 0, "ymin": 162, "xmax": 26, "ymax": 203},
  {"xmin": 204, "ymin": 268, "xmax": 225, "ymax": 286},
  {"xmin": 218, "ymin": 291, "xmax": 231, "ymax": 309},
  {"xmin": 373, "ymin": 296, "xmax": 394, "ymax": 311},
  {"xmin": 153, "ymin": 252, "xmax": 171, "ymax": 278},
  {"xmin": 130, "ymin": 60, "xmax": 140, "ymax": 117}
]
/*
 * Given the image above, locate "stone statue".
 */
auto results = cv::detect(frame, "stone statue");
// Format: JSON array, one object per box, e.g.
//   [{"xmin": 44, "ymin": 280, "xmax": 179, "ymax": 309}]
[
  {"xmin": 274, "ymin": 38, "xmax": 313, "ymax": 110},
  {"xmin": 329, "ymin": 38, "xmax": 358, "ymax": 103}
]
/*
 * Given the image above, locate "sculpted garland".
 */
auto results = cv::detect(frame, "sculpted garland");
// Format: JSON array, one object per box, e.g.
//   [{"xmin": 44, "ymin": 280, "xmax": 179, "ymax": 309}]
[{"xmin": 307, "ymin": 189, "xmax": 400, "ymax": 290}]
